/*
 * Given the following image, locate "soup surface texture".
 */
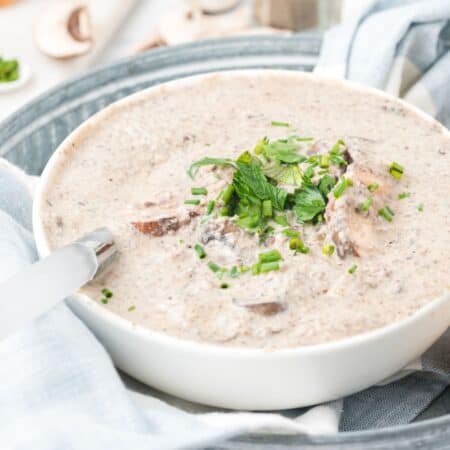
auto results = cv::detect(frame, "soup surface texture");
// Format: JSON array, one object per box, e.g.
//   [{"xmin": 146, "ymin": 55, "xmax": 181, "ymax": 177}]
[{"xmin": 41, "ymin": 72, "xmax": 450, "ymax": 349}]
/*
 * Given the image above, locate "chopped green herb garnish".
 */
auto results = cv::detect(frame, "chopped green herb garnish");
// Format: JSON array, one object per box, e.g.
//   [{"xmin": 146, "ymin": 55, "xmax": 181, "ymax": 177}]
[
  {"xmin": 417, "ymin": 203, "xmax": 424, "ymax": 212},
  {"xmin": 221, "ymin": 184, "xmax": 235, "ymax": 204},
  {"xmin": 294, "ymin": 185, "xmax": 326, "ymax": 223},
  {"xmin": 274, "ymin": 214, "xmax": 288, "ymax": 226},
  {"xmin": 262, "ymin": 199, "xmax": 273, "ymax": 217},
  {"xmin": 289, "ymin": 238, "xmax": 300, "ymax": 251},
  {"xmin": 283, "ymin": 228, "xmax": 300, "ymax": 238},
  {"xmin": 208, "ymin": 261, "xmax": 221, "ymax": 273},
  {"xmin": 259, "ymin": 261, "xmax": 280, "ymax": 273},
  {"xmin": 318, "ymin": 174, "xmax": 337, "ymax": 197},
  {"xmin": 191, "ymin": 187, "xmax": 208, "ymax": 196},
  {"xmin": 206, "ymin": 200, "xmax": 215, "ymax": 215},
  {"xmin": 258, "ymin": 249, "xmax": 282, "ymax": 263},
  {"xmin": 220, "ymin": 283, "xmax": 229, "ymax": 289},
  {"xmin": 385, "ymin": 205, "xmax": 395, "ymax": 216},
  {"xmin": 360, "ymin": 197, "xmax": 373, "ymax": 212},
  {"xmin": 329, "ymin": 140, "xmax": 348, "ymax": 166},
  {"xmin": 333, "ymin": 176, "xmax": 353, "ymax": 199},
  {"xmin": 229, "ymin": 266, "xmax": 239, "ymax": 278},
  {"xmin": 378, "ymin": 207, "xmax": 394, "ymax": 222},
  {"xmin": 188, "ymin": 157, "xmax": 236, "ymax": 179},
  {"xmin": 219, "ymin": 206, "xmax": 230, "ymax": 216},
  {"xmin": 128, "ymin": 305, "xmax": 136, "ymax": 312},
  {"xmin": 348, "ymin": 264, "xmax": 358, "ymax": 274},
  {"xmin": 101, "ymin": 298, "xmax": 109, "ymax": 304},
  {"xmin": 233, "ymin": 161, "xmax": 287, "ymax": 211},
  {"xmin": 185, "ymin": 199, "xmax": 200, "ymax": 206},
  {"xmin": 398, "ymin": 192, "xmax": 410, "ymax": 200},
  {"xmin": 389, "ymin": 161, "xmax": 404, "ymax": 180},
  {"xmin": 367, "ymin": 183, "xmax": 379, "ymax": 192},
  {"xmin": 0, "ymin": 58, "xmax": 19, "ymax": 83},
  {"xmin": 322, "ymin": 244, "xmax": 335, "ymax": 256},
  {"xmin": 251, "ymin": 263, "xmax": 261, "ymax": 275},
  {"xmin": 271, "ymin": 120, "xmax": 290, "ymax": 127},
  {"xmin": 194, "ymin": 243, "xmax": 206, "ymax": 259},
  {"xmin": 320, "ymin": 154, "xmax": 330, "ymax": 168},
  {"xmin": 102, "ymin": 288, "xmax": 113, "ymax": 298}
]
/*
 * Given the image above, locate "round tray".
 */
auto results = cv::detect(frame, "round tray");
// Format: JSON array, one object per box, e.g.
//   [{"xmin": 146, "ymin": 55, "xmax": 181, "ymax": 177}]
[{"xmin": 1, "ymin": 34, "xmax": 449, "ymax": 449}]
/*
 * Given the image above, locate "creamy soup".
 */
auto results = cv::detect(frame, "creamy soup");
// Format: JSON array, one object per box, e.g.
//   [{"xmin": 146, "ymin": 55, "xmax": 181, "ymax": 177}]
[{"xmin": 41, "ymin": 72, "xmax": 450, "ymax": 349}]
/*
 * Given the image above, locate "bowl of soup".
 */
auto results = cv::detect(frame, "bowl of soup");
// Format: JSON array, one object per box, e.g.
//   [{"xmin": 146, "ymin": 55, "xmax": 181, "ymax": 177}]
[{"xmin": 33, "ymin": 70, "xmax": 450, "ymax": 409}]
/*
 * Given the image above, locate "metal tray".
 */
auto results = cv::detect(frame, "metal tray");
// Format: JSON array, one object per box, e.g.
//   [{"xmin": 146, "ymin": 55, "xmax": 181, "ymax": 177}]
[{"xmin": 1, "ymin": 34, "xmax": 449, "ymax": 449}]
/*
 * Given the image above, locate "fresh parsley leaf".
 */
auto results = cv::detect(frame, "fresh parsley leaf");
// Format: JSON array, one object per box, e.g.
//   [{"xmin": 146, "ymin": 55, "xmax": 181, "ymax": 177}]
[
  {"xmin": 263, "ymin": 140, "xmax": 307, "ymax": 164},
  {"xmin": 187, "ymin": 157, "xmax": 236, "ymax": 179},
  {"xmin": 294, "ymin": 185, "xmax": 326, "ymax": 223},
  {"xmin": 262, "ymin": 162, "xmax": 302, "ymax": 186},
  {"xmin": 318, "ymin": 174, "xmax": 337, "ymax": 197},
  {"xmin": 233, "ymin": 161, "xmax": 288, "ymax": 211}
]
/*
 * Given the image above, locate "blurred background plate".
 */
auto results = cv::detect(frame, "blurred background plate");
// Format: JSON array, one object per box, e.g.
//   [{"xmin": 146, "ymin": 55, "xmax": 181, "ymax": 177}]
[{"xmin": 1, "ymin": 34, "xmax": 450, "ymax": 449}]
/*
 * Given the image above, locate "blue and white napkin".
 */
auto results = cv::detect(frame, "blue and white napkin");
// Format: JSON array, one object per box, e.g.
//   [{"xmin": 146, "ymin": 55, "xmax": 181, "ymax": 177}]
[{"xmin": 1, "ymin": 0, "xmax": 450, "ymax": 448}]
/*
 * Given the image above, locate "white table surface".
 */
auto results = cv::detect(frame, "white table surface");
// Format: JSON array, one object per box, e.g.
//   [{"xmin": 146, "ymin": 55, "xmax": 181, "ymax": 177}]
[{"xmin": 0, "ymin": 0, "xmax": 179, "ymax": 121}]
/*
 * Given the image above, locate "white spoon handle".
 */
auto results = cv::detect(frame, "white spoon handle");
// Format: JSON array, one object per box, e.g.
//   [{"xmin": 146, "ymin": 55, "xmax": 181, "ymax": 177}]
[{"xmin": 0, "ymin": 228, "xmax": 116, "ymax": 340}]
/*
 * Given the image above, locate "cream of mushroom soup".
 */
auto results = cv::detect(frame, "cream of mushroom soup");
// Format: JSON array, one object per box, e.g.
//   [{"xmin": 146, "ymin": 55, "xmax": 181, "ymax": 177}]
[{"xmin": 41, "ymin": 72, "xmax": 450, "ymax": 349}]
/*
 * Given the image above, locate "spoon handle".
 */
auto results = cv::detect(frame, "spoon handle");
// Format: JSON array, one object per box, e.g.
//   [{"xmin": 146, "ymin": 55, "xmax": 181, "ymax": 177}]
[{"xmin": 0, "ymin": 228, "xmax": 116, "ymax": 340}]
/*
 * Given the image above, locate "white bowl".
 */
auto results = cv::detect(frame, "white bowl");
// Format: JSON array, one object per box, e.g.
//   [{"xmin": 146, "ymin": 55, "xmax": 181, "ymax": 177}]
[{"xmin": 32, "ymin": 70, "xmax": 450, "ymax": 410}]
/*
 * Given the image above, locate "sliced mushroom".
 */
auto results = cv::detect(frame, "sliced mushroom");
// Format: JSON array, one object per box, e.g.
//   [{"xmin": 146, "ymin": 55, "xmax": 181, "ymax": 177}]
[
  {"xmin": 157, "ymin": 3, "xmax": 250, "ymax": 45},
  {"xmin": 34, "ymin": 4, "xmax": 93, "ymax": 59},
  {"xmin": 233, "ymin": 298, "xmax": 286, "ymax": 316},
  {"xmin": 325, "ymin": 163, "xmax": 394, "ymax": 258},
  {"xmin": 132, "ymin": 211, "xmax": 198, "ymax": 237}
]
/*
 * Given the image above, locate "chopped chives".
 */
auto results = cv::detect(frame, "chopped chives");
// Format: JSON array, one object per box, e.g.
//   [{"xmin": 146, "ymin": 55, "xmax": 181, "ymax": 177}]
[
  {"xmin": 208, "ymin": 261, "xmax": 221, "ymax": 273},
  {"xmin": 206, "ymin": 200, "xmax": 215, "ymax": 215},
  {"xmin": 389, "ymin": 161, "xmax": 404, "ymax": 180},
  {"xmin": 239, "ymin": 265, "xmax": 250, "ymax": 273},
  {"xmin": 102, "ymin": 288, "xmax": 113, "ymax": 298},
  {"xmin": 367, "ymin": 183, "xmax": 379, "ymax": 192},
  {"xmin": 258, "ymin": 249, "xmax": 282, "ymax": 263},
  {"xmin": 194, "ymin": 243, "xmax": 206, "ymax": 259},
  {"xmin": 320, "ymin": 154, "xmax": 330, "ymax": 168},
  {"xmin": 221, "ymin": 184, "xmax": 235, "ymax": 204},
  {"xmin": 348, "ymin": 264, "xmax": 358, "ymax": 274},
  {"xmin": 191, "ymin": 187, "xmax": 208, "ymax": 196},
  {"xmin": 101, "ymin": 298, "xmax": 109, "ymax": 304},
  {"xmin": 220, "ymin": 283, "xmax": 229, "ymax": 289},
  {"xmin": 274, "ymin": 214, "xmax": 288, "ymax": 226},
  {"xmin": 385, "ymin": 205, "xmax": 395, "ymax": 216},
  {"xmin": 289, "ymin": 238, "xmax": 300, "ymax": 250},
  {"xmin": 185, "ymin": 199, "xmax": 200, "ymax": 205},
  {"xmin": 229, "ymin": 266, "xmax": 239, "ymax": 278},
  {"xmin": 322, "ymin": 244, "xmax": 335, "ymax": 256},
  {"xmin": 417, "ymin": 203, "xmax": 424, "ymax": 212},
  {"xmin": 251, "ymin": 263, "xmax": 261, "ymax": 275},
  {"xmin": 128, "ymin": 305, "xmax": 136, "ymax": 312},
  {"xmin": 296, "ymin": 241, "xmax": 310, "ymax": 254},
  {"xmin": 378, "ymin": 207, "xmax": 394, "ymax": 222},
  {"xmin": 259, "ymin": 261, "xmax": 280, "ymax": 273},
  {"xmin": 219, "ymin": 206, "xmax": 230, "ymax": 216},
  {"xmin": 398, "ymin": 192, "xmax": 410, "ymax": 200},
  {"xmin": 333, "ymin": 177, "xmax": 352, "ymax": 199},
  {"xmin": 271, "ymin": 120, "xmax": 290, "ymax": 127},
  {"xmin": 360, "ymin": 197, "xmax": 373, "ymax": 212},
  {"xmin": 262, "ymin": 199, "xmax": 273, "ymax": 217}
]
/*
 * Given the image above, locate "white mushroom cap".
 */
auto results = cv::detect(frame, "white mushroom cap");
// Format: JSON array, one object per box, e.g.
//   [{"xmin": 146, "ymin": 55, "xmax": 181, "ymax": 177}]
[
  {"xmin": 34, "ymin": 3, "xmax": 93, "ymax": 59},
  {"xmin": 158, "ymin": 3, "xmax": 250, "ymax": 46}
]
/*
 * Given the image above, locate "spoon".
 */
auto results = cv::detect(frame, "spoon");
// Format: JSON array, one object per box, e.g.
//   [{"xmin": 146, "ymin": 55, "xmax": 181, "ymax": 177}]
[{"xmin": 0, "ymin": 227, "xmax": 116, "ymax": 340}]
